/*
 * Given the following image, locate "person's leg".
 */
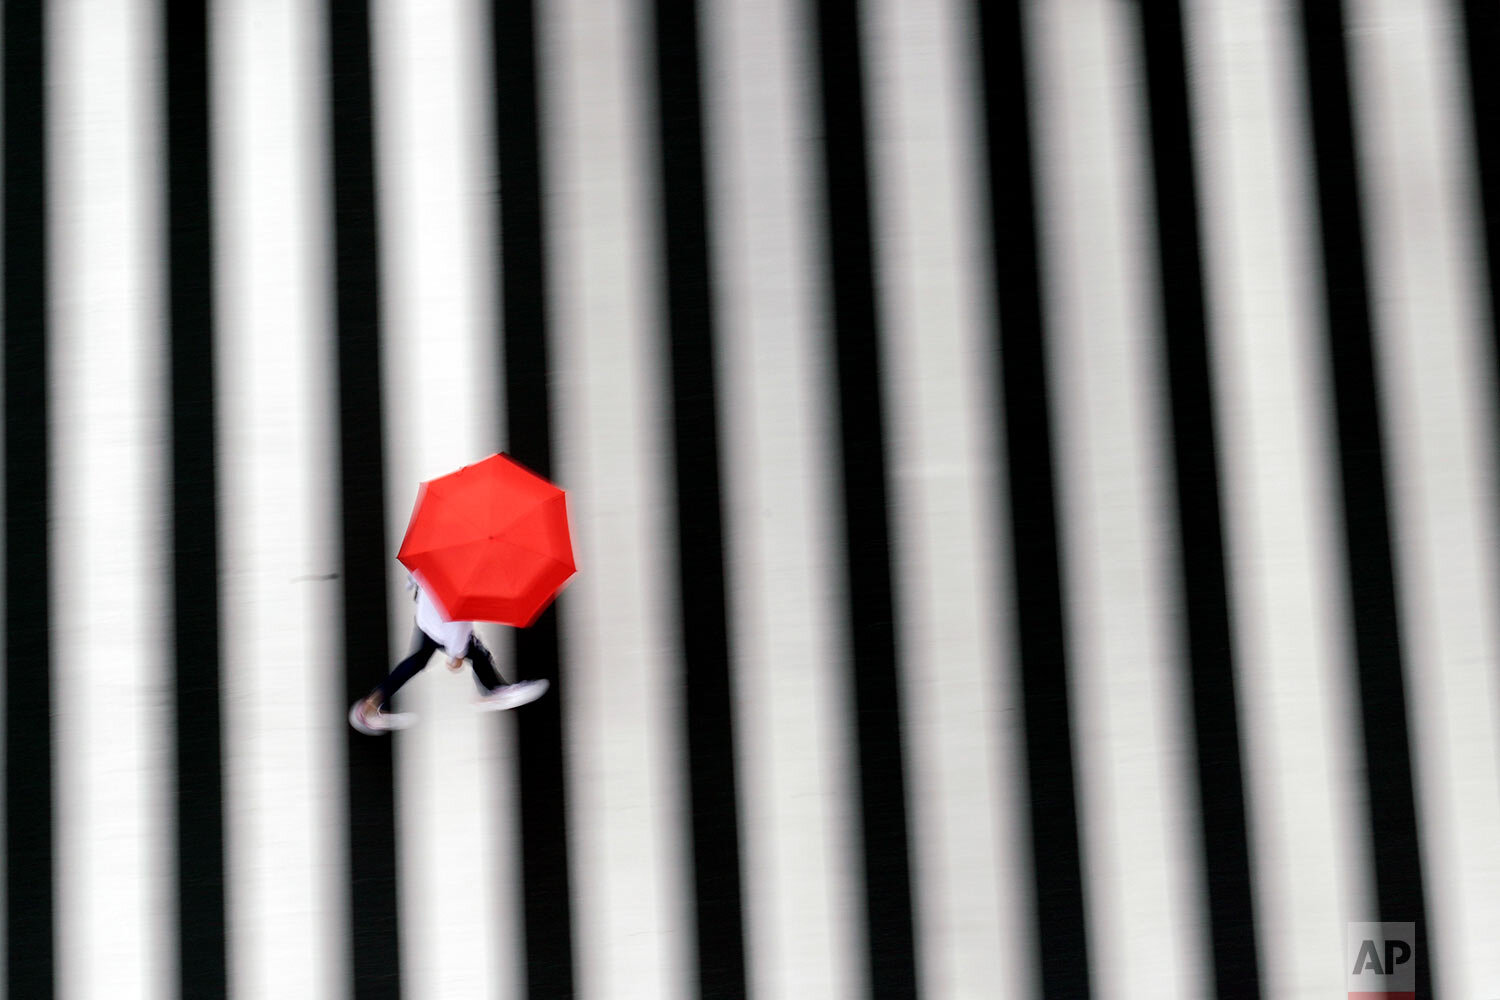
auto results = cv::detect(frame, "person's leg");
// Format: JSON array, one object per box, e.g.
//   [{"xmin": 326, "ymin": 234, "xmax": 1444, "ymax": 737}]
[
  {"xmin": 468, "ymin": 632, "xmax": 551, "ymax": 710},
  {"xmin": 465, "ymin": 633, "xmax": 506, "ymax": 692},
  {"xmin": 373, "ymin": 626, "xmax": 440, "ymax": 706}
]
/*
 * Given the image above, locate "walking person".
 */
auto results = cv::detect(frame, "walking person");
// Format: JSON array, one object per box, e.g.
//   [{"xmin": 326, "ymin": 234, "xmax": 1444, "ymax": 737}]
[{"xmin": 349, "ymin": 573, "xmax": 550, "ymax": 734}]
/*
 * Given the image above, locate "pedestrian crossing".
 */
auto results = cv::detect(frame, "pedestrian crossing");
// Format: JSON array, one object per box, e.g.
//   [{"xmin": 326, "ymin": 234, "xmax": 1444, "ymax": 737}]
[{"xmin": 6, "ymin": 0, "xmax": 1500, "ymax": 998}]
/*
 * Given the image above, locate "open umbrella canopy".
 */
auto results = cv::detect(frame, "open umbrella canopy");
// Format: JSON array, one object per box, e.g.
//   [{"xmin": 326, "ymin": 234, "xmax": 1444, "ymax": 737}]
[{"xmin": 397, "ymin": 453, "xmax": 575, "ymax": 627}]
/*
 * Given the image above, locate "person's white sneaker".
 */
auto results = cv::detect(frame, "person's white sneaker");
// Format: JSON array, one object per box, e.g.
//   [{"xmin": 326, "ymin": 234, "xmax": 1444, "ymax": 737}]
[
  {"xmin": 348, "ymin": 697, "xmax": 416, "ymax": 734},
  {"xmin": 474, "ymin": 678, "xmax": 550, "ymax": 712}
]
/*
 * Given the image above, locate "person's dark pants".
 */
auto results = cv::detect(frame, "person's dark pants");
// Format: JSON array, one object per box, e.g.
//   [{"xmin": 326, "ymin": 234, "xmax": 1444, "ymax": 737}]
[{"xmin": 372, "ymin": 625, "xmax": 506, "ymax": 707}]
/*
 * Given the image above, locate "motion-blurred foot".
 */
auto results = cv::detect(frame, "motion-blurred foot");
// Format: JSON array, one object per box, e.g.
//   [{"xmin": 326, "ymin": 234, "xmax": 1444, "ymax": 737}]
[
  {"xmin": 475, "ymin": 678, "xmax": 550, "ymax": 712},
  {"xmin": 348, "ymin": 695, "xmax": 416, "ymax": 734}
]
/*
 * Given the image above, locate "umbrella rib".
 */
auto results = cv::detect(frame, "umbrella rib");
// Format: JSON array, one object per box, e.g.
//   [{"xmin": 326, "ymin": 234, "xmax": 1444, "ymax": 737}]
[
  {"xmin": 420, "ymin": 537, "xmax": 497, "ymax": 608},
  {"xmin": 411, "ymin": 486, "xmax": 550, "ymax": 554},
  {"xmin": 488, "ymin": 521, "xmax": 574, "ymax": 570},
  {"xmin": 485, "ymin": 491, "xmax": 556, "ymax": 543}
]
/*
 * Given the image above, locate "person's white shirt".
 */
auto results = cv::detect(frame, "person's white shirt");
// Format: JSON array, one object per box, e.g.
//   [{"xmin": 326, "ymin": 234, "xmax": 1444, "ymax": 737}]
[{"xmin": 407, "ymin": 573, "xmax": 473, "ymax": 659}]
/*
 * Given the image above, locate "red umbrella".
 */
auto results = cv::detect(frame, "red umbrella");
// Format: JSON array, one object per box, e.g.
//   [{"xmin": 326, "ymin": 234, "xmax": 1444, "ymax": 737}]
[{"xmin": 397, "ymin": 453, "xmax": 576, "ymax": 627}]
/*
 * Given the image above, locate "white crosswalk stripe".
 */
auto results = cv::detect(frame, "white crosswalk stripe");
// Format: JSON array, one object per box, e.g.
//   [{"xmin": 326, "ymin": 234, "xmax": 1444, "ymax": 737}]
[
  {"xmin": 863, "ymin": 0, "xmax": 1027, "ymax": 996},
  {"xmin": 1028, "ymin": 3, "xmax": 1208, "ymax": 997},
  {"xmin": 48, "ymin": 1, "xmax": 172, "ymax": 995},
  {"xmin": 11, "ymin": 0, "xmax": 1500, "ymax": 997},
  {"xmin": 1186, "ymin": 2, "xmax": 1373, "ymax": 997},
  {"xmin": 704, "ymin": 0, "xmax": 864, "ymax": 996},
  {"xmin": 542, "ymin": 0, "xmax": 693, "ymax": 997},
  {"xmin": 1346, "ymin": 1, "xmax": 1500, "ymax": 996},
  {"xmin": 370, "ymin": 0, "xmax": 520, "ymax": 993},
  {"xmin": 213, "ymin": 0, "xmax": 348, "ymax": 994}
]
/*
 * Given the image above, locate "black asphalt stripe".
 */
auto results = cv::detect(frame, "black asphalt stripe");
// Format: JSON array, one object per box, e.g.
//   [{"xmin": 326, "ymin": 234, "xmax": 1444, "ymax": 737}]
[
  {"xmin": 649, "ymin": 1, "xmax": 750, "ymax": 996},
  {"xmin": 327, "ymin": 0, "xmax": 402, "ymax": 995},
  {"xmin": 1462, "ymin": 0, "xmax": 1500, "ymax": 323},
  {"xmin": 1460, "ymin": 2, "xmax": 1500, "ymax": 592},
  {"xmin": 163, "ymin": 1, "xmax": 228, "ymax": 994},
  {"xmin": 971, "ymin": 3, "xmax": 1091, "ymax": 997},
  {"xmin": 1294, "ymin": 3, "xmax": 1433, "ymax": 996},
  {"xmin": 808, "ymin": 0, "xmax": 921, "ymax": 996},
  {"xmin": 492, "ymin": 0, "xmax": 576, "ymax": 994},
  {"xmin": 1134, "ymin": 1, "xmax": 1263, "ymax": 996},
  {"xmin": 3, "ymin": 2, "xmax": 56, "ymax": 995}
]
